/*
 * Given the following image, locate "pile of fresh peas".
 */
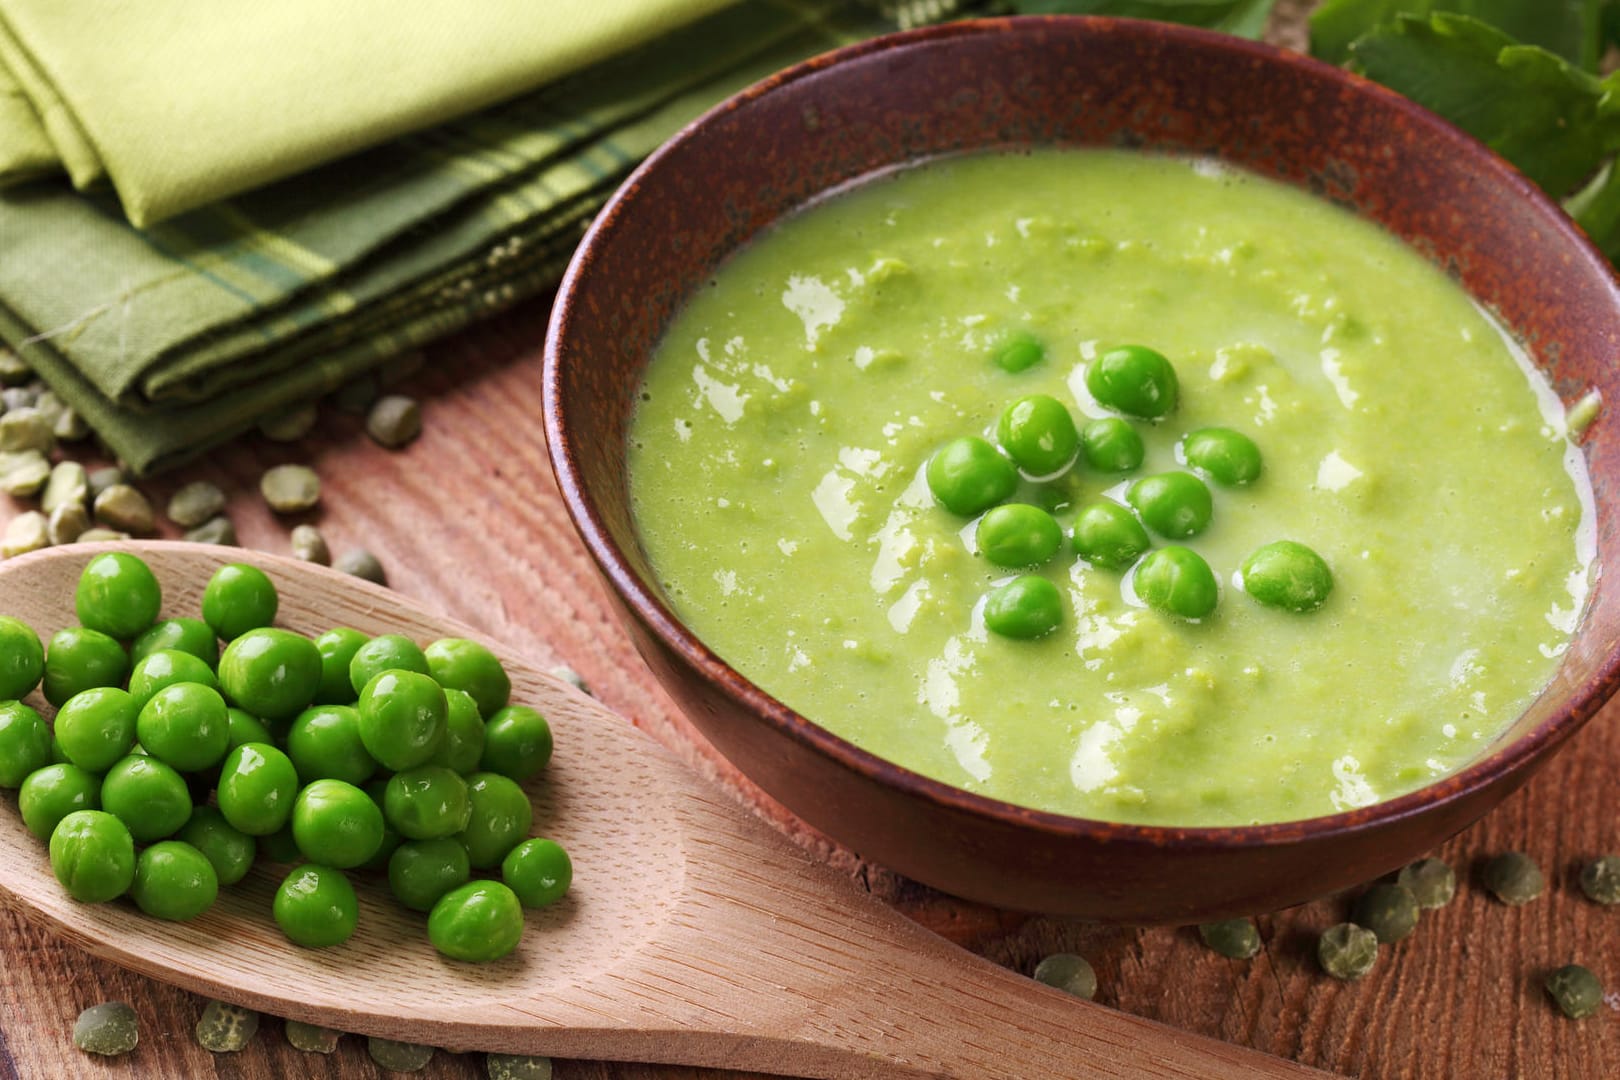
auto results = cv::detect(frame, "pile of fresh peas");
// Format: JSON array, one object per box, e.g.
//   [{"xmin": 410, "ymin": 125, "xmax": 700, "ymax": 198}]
[
  {"xmin": 0, "ymin": 553, "xmax": 571, "ymax": 963},
  {"xmin": 926, "ymin": 339, "xmax": 1333, "ymax": 637}
]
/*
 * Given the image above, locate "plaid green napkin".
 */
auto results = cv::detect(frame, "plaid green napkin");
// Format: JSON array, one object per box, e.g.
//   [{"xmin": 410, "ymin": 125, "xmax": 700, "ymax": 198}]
[{"xmin": 0, "ymin": 0, "xmax": 981, "ymax": 475}]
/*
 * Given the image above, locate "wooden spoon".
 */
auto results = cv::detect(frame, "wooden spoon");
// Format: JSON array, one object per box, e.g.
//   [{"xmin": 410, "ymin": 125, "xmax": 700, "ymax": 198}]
[{"xmin": 0, "ymin": 543, "xmax": 1324, "ymax": 1079}]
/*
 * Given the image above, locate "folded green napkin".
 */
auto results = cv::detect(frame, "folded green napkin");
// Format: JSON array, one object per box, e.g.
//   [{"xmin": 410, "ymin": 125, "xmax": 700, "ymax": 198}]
[{"xmin": 0, "ymin": 0, "xmax": 980, "ymax": 475}]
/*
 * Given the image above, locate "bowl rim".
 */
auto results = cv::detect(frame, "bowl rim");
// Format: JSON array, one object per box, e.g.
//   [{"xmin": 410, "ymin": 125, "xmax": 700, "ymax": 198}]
[{"xmin": 544, "ymin": 14, "xmax": 1620, "ymax": 850}]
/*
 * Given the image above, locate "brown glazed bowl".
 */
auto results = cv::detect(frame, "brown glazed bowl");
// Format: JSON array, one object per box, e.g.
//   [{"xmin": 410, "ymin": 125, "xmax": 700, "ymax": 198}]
[{"xmin": 544, "ymin": 16, "xmax": 1620, "ymax": 922}]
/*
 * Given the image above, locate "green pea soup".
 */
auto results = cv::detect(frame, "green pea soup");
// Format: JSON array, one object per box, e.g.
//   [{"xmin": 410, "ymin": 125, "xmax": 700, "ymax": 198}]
[{"xmin": 627, "ymin": 150, "xmax": 1597, "ymax": 827}]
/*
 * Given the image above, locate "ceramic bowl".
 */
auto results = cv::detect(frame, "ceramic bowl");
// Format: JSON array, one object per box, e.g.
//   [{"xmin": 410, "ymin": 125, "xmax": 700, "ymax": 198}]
[{"xmin": 543, "ymin": 16, "xmax": 1620, "ymax": 921}]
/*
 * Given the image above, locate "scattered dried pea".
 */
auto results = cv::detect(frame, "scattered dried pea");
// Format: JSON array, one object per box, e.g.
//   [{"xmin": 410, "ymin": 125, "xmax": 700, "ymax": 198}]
[
  {"xmin": 167, "ymin": 481, "xmax": 226, "ymax": 528},
  {"xmin": 1483, "ymin": 852, "xmax": 1544, "ymax": 906},
  {"xmin": 3, "ymin": 510, "xmax": 48, "ymax": 557},
  {"xmin": 73, "ymin": 1002, "xmax": 139, "ymax": 1056},
  {"xmin": 1317, "ymin": 923, "xmax": 1378, "ymax": 981},
  {"xmin": 367, "ymin": 1036, "xmax": 434, "ymax": 1072},
  {"xmin": 261, "ymin": 465, "xmax": 321, "ymax": 514},
  {"xmin": 77, "ymin": 528, "xmax": 131, "ymax": 543},
  {"xmin": 284, "ymin": 1019, "xmax": 341, "ymax": 1053},
  {"xmin": 41, "ymin": 461, "xmax": 88, "ymax": 515},
  {"xmin": 94, "ymin": 484, "xmax": 156, "ymax": 534},
  {"xmin": 1351, "ymin": 883, "xmax": 1419, "ymax": 944},
  {"xmin": 290, "ymin": 524, "xmax": 330, "ymax": 565},
  {"xmin": 335, "ymin": 548, "xmax": 387, "ymax": 586},
  {"xmin": 1032, "ymin": 952, "xmax": 1097, "ymax": 1000},
  {"xmin": 0, "ymin": 406, "xmax": 53, "ymax": 453},
  {"xmin": 0, "ymin": 449, "xmax": 51, "ymax": 497},
  {"xmin": 548, "ymin": 664, "xmax": 591, "ymax": 696},
  {"xmin": 195, "ymin": 999, "xmax": 259, "ymax": 1052},
  {"xmin": 1197, "ymin": 918, "xmax": 1261, "ymax": 959},
  {"xmin": 1397, "ymin": 857, "xmax": 1456, "ymax": 909},
  {"xmin": 1580, "ymin": 856, "xmax": 1620, "ymax": 905},
  {"xmin": 184, "ymin": 516, "xmax": 238, "ymax": 547},
  {"xmin": 0, "ymin": 348, "xmax": 29, "ymax": 385},
  {"xmin": 53, "ymin": 404, "xmax": 90, "ymax": 442},
  {"xmin": 366, "ymin": 395, "xmax": 422, "ymax": 449},
  {"xmin": 1545, "ymin": 964, "xmax": 1603, "ymax": 1019},
  {"xmin": 48, "ymin": 502, "xmax": 90, "ymax": 546},
  {"xmin": 0, "ymin": 386, "xmax": 36, "ymax": 412},
  {"xmin": 258, "ymin": 403, "xmax": 319, "ymax": 443},
  {"xmin": 488, "ymin": 1053, "xmax": 555, "ymax": 1080},
  {"xmin": 87, "ymin": 467, "xmax": 127, "ymax": 502}
]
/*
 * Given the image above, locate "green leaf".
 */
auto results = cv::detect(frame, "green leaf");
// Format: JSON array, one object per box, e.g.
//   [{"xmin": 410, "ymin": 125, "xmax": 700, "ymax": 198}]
[
  {"xmin": 1010, "ymin": 0, "xmax": 1280, "ymax": 38},
  {"xmin": 1565, "ymin": 157, "xmax": 1620, "ymax": 258},
  {"xmin": 1310, "ymin": 0, "xmax": 1607, "ymax": 70},
  {"xmin": 1349, "ymin": 13, "xmax": 1620, "ymax": 194}
]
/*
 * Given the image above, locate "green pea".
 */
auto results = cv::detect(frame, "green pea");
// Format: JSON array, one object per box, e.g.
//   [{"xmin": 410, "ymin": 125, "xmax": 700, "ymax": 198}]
[
  {"xmin": 1126, "ymin": 472, "xmax": 1212, "ymax": 539},
  {"xmin": 19, "ymin": 763, "xmax": 100, "ymax": 839},
  {"xmin": 1351, "ymin": 883, "xmax": 1419, "ymax": 944},
  {"xmin": 1546, "ymin": 964, "xmax": 1603, "ymax": 1020},
  {"xmin": 1070, "ymin": 501, "xmax": 1150, "ymax": 570},
  {"xmin": 358, "ymin": 670, "xmax": 447, "ymax": 772},
  {"xmin": 502, "ymin": 838, "xmax": 572, "ymax": 908},
  {"xmin": 431, "ymin": 689, "xmax": 487, "ymax": 776},
  {"xmin": 292, "ymin": 779, "xmax": 385, "ymax": 869},
  {"xmin": 257, "ymin": 823, "xmax": 302, "ymax": 865},
  {"xmin": 459, "ymin": 772, "xmax": 533, "ymax": 870},
  {"xmin": 177, "ymin": 806, "xmax": 256, "ymax": 887},
  {"xmin": 1132, "ymin": 546, "xmax": 1219, "ymax": 620},
  {"xmin": 1197, "ymin": 919, "xmax": 1261, "ymax": 959},
  {"xmin": 43, "ymin": 627, "xmax": 129, "ymax": 708},
  {"xmin": 273, "ymin": 864, "xmax": 359, "ymax": 948},
  {"xmin": 136, "ymin": 682, "xmax": 231, "ymax": 773},
  {"xmin": 982, "ymin": 576, "xmax": 1063, "ymax": 640},
  {"xmin": 1398, "ymin": 857, "xmax": 1457, "ymax": 909},
  {"xmin": 975, "ymin": 504, "xmax": 1063, "ymax": 569},
  {"xmin": 218, "ymin": 628, "xmax": 322, "ymax": 721},
  {"xmin": 1483, "ymin": 851, "xmax": 1544, "ymax": 906},
  {"xmin": 130, "ymin": 841, "xmax": 218, "ymax": 921},
  {"xmin": 1241, "ymin": 541, "xmax": 1333, "ymax": 613},
  {"xmin": 131, "ymin": 617, "xmax": 218, "ymax": 668},
  {"xmin": 388, "ymin": 837, "xmax": 471, "ymax": 912},
  {"xmin": 286, "ymin": 704, "xmax": 375, "ymax": 786},
  {"xmin": 50, "ymin": 810, "xmax": 135, "ymax": 903},
  {"xmin": 216, "ymin": 742, "xmax": 299, "ymax": 836},
  {"xmin": 996, "ymin": 395, "xmax": 1078, "ymax": 476},
  {"xmin": 368, "ymin": 1038, "xmax": 433, "ymax": 1072},
  {"xmin": 313, "ymin": 627, "xmax": 369, "ymax": 705},
  {"xmin": 361, "ymin": 778, "xmax": 404, "ymax": 872},
  {"xmin": 127, "ymin": 649, "xmax": 219, "ymax": 710},
  {"xmin": 55, "ymin": 688, "xmax": 139, "ymax": 773},
  {"xmin": 201, "ymin": 563, "xmax": 278, "ymax": 642},
  {"xmin": 0, "ymin": 699, "xmax": 52, "ymax": 787},
  {"xmin": 385, "ymin": 766, "xmax": 471, "ymax": 840},
  {"xmin": 1031, "ymin": 953, "xmax": 1097, "ymax": 1000},
  {"xmin": 348, "ymin": 634, "xmax": 430, "ymax": 697},
  {"xmin": 1317, "ymin": 922, "xmax": 1377, "ymax": 981},
  {"xmin": 481, "ymin": 705, "xmax": 552, "ymax": 783},
  {"xmin": 74, "ymin": 552, "xmax": 161, "ymax": 641},
  {"xmin": 0, "ymin": 614, "xmax": 44, "ymax": 701},
  {"xmin": 1080, "ymin": 418, "xmax": 1145, "ymax": 473},
  {"xmin": 224, "ymin": 708, "xmax": 273, "ymax": 750},
  {"xmin": 73, "ymin": 1002, "xmax": 139, "ymax": 1056},
  {"xmin": 100, "ymin": 755, "xmax": 192, "ymax": 842},
  {"xmin": 427, "ymin": 881, "xmax": 524, "ymax": 962},
  {"xmin": 425, "ymin": 638, "xmax": 511, "ymax": 718},
  {"xmin": 1182, "ymin": 427, "xmax": 1262, "ymax": 486},
  {"xmin": 990, "ymin": 328, "xmax": 1045, "ymax": 373},
  {"xmin": 1085, "ymin": 344, "xmax": 1178, "ymax": 418},
  {"xmin": 925, "ymin": 436, "xmax": 1017, "ymax": 517}
]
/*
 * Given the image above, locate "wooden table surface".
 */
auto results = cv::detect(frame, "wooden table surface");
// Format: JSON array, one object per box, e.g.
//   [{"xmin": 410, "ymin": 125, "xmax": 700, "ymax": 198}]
[{"xmin": 4, "ymin": 8, "xmax": 1619, "ymax": 1079}]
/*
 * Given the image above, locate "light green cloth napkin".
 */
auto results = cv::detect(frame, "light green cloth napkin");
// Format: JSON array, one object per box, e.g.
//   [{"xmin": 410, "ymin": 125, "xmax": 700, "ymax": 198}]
[{"xmin": 0, "ymin": 0, "xmax": 979, "ymax": 474}]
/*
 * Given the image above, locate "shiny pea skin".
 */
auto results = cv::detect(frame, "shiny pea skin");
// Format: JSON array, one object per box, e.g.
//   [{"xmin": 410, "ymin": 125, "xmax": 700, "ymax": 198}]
[
  {"xmin": 131, "ymin": 841, "xmax": 218, "ymax": 921},
  {"xmin": 348, "ymin": 634, "xmax": 430, "ymax": 697},
  {"xmin": 0, "ymin": 700, "xmax": 52, "ymax": 787},
  {"xmin": 0, "ymin": 615, "xmax": 44, "ymax": 701},
  {"xmin": 990, "ymin": 328, "xmax": 1045, "ymax": 373},
  {"xmin": 218, "ymin": 628, "xmax": 322, "ymax": 721},
  {"xmin": 1085, "ymin": 344, "xmax": 1178, "ymax": 418},
  {"xmin": 136, "ymin": 682, "xmax": 231, "ymax": 773},
  {"xmin": 982, "ymin": 576, "xmax": 1063, "ymax": 640},
  {"xmin": 131, "ymin": 617, "xmax": 218, "ymax": 668},
  {"xmin": 216, "ymin": 742, "xmax": 299, "ymax": 836},
  {"xmin": 1126, "ymin": 471, "xmax": 1212, "ymax": 539},
  {"xmin": 127, "ymin": 649, "xmax": 219, "ymax": 709},
  {"xmin": 976, "ymin": 504, "xmax": 1063, "ymax": 569},
  {"xmin": 1132, "ymin": 546, "xmax": 1219, "ymax": 620},
  {"xmin": 74, "ymin": 552, "xmax": 161, "ymax": 641},
  {"xmin": 273, "ymin": 864, "xmax": 359, "ymax": 948},
  {"xmin": 1241, "ymin": 541, "xmax": 1333, "ymax": 613},
  {"xmin": 358, "ymin": 670, "xmax": 447, "ymax": 771},
  {"xmin": 996, "ymin": 395, "xmax": 1079, "ymax": 476},
  {"xmin": 431, "ymin": 689, "xmax": 487, "ymax": 776},
  {"xmin": 201, "ymin": 563, "xmax": 278, "ymax": 642},
  {"xmin": 225, "ymin": 708, "xmax": 273, "ymax": 750},
  {"xmin": 425, "ymin": 637, "xmax": 511, "ymax": 718},
  {"xmin": 43, "ymin": 627, "xmax": 129, "ymax": 708},
  {"xmin": 385, "ymin": 766, "xmax": 471, "ymax": 840},
  {"xmin": 1070, "ymin": 501, "xmax": 1150, "ymax": 570},
  {"xmin": 50, "ymin": 810, "xmax": 135, "ymax": 903},
  {"xmin": 1080, "ymin": 417, "xmax": 1145, "ymax": 473},
  {"xmin": 1182, "ymin": 427, "xmax": 1262, "ymax": 486},
  {"xmin": 388, "ymin": 836, "xmax": 471, "ymax": 912},
  {"xmin": 313, "ymin": 627, "xmax": 369, "ymax": 705},
  {"xmin": 459, "ymin": 772, "xmax": 534, "ymax": 869},
  {"xmin": 55, "ymin": 687, "xmax": 139, "ymax": 773},
  {"xmin": 428, "ymin": 881, "xmax": 524, "ymax": 963},
  {"xmin": 286, "ymin": 704, "xmax": 375, "ymax": 786},
  {"xmin": 292, "ymin": 779, "xmax": 385, "ymax": 869},
  {"xmin": 925, "ymin": 436, "xmax": 1017, "ymax": 517},
  {"xmin": 19, "ymin": 763, "xmax": 100, "ymax": 839},
  {"xmin": 480, "ymin": 705, "xmax": 552, "ymax": 782},
  {"xmin": 502, "ymin": 838, "xmax": 572, "ymax": 908},
  {"xmin": 100, "ymin": 755, "xmax": 192, "ymax": 842},
  {"xmin": 177, "ymin": 806, "xmax": 256, "ymax": 886}
]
